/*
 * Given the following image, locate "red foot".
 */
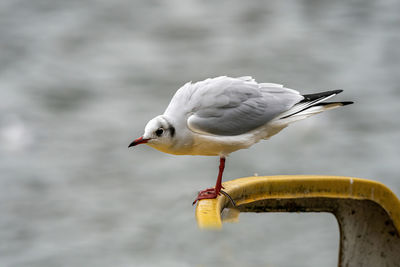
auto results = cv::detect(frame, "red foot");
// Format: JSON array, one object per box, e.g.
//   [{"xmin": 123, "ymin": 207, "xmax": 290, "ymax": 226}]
[
  {"xmin": 192, "ymin": 187, "xmax": 220, "ymax": 205},
  {"xmin": 193, "ymin": 157, "xmax": 226, "ymax": 205}
]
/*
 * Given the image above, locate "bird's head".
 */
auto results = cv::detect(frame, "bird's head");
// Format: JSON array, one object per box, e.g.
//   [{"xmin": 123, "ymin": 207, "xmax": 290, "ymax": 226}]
[{"xmin": 129, "ymin": 115, "xmax": 176, "ymax": 152}]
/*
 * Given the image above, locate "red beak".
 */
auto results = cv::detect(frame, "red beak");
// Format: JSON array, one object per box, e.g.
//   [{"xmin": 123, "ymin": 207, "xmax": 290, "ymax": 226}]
[{"xmin": 128, "ymin": 136, "xmax": 149, "ymax": 148}]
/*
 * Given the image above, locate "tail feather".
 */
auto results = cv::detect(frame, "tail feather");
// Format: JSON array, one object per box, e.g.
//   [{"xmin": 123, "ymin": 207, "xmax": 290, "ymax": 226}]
[
  {"xmin": 287, "ymin": 102, "xmax": 350, "ymax": 118},
  {"xmin": 278, "ymin": 90, "xmax": 353, "ymax": 121},
  {"xmin": 264, "ymin": 91, "xmax": 353, "ymax": 139}
]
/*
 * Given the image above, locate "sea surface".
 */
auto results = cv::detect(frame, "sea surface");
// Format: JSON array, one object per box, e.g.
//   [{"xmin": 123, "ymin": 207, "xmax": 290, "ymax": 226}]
[{"xmin": 1, "ymin": 0, "xmax": 399, "ymax": 266}]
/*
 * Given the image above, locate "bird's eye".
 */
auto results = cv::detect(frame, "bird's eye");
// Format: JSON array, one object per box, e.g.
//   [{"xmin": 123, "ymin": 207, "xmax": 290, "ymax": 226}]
[{"xmin": 155, "ymin": 128, "xmax": 164, "ymax": 137}]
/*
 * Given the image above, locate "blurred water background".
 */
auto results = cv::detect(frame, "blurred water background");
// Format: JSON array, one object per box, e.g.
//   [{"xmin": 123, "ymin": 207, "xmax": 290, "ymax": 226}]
[{"xmin": 1, "ymin": 0, "xmax": 400, "ymax": 266}]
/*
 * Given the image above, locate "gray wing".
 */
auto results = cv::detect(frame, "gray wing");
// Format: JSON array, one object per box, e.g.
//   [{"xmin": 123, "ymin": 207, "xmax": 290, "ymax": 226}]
[{"xmin": 165, "ymin": 76, "xmax": 304, "ymax": 136}]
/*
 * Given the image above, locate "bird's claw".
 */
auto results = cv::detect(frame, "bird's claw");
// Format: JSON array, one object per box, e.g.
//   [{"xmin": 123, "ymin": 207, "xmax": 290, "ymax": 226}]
[
  {"xmin": 192, "ymin": 187, "xmax": 219, "ymax": 205},
  {"xmin": 192, "ymin": 188, "xmax": 235, "ymax": 207}
]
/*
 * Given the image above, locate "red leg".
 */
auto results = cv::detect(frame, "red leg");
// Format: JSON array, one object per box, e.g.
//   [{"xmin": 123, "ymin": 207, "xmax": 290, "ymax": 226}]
[
  {"xmin": 193, "ymin": 156, "xmax": 226, "ymax": 205},
  {"xmin": 214, "ymin": 156, "xmax": 225, "ymax": 193}
]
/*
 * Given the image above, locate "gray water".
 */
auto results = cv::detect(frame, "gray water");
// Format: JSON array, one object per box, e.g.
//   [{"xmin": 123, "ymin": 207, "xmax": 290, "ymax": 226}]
[{"xmin": 1, "ymin": 0, "xmax": 400, "ymax": 266}]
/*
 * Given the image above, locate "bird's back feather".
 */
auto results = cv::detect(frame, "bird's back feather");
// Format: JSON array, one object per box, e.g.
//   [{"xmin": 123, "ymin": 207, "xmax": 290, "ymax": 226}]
[{"xmin": 165, "ymin": 76, "xmax": 303, "ymax": 136}]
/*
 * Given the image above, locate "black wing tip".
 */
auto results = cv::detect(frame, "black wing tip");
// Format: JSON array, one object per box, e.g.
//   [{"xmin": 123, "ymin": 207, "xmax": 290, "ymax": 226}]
[
  {"xmin": 327, "ymin": 89, "xmax": 344, "ymax": 95},
  {"xmin": 315, "ymin": 101, "xmax": 354, "ymax": 106},
  {"xmin": 301, "ymin": 89, "xmax": 344, "ymax": 102},
  {"xmin": 341, "ymin": 101, "xmax": 354, "ymax": 106}
]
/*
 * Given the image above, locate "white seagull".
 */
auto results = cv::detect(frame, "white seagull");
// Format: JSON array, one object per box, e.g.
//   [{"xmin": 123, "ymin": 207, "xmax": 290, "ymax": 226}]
[{"xmin": 129, "ymin": 76, "xmax": 353, "ymax": 204}]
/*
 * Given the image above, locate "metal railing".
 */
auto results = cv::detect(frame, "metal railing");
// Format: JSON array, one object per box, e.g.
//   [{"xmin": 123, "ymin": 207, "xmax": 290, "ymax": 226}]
[{"xmin": 195, "ymin": 175, "xmax": 400, "ymax": 267}]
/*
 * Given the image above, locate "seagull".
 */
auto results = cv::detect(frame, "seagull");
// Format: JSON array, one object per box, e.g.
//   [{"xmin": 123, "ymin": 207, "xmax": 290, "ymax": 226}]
[{"xmin": 129, "ymin": 76, "xmax": 353, "ymax": 205}]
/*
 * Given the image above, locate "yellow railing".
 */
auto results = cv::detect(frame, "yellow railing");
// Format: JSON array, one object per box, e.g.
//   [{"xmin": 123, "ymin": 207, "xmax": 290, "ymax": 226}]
[{"xmin": 195, "ymin": 175, "xmax": 400, "ymax": 266}]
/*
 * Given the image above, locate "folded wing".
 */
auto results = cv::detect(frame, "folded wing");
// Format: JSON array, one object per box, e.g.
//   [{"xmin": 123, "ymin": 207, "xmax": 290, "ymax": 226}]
[{"xmin": 165, "ymin": 76, "xmax": 303, "ymax": 136}]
